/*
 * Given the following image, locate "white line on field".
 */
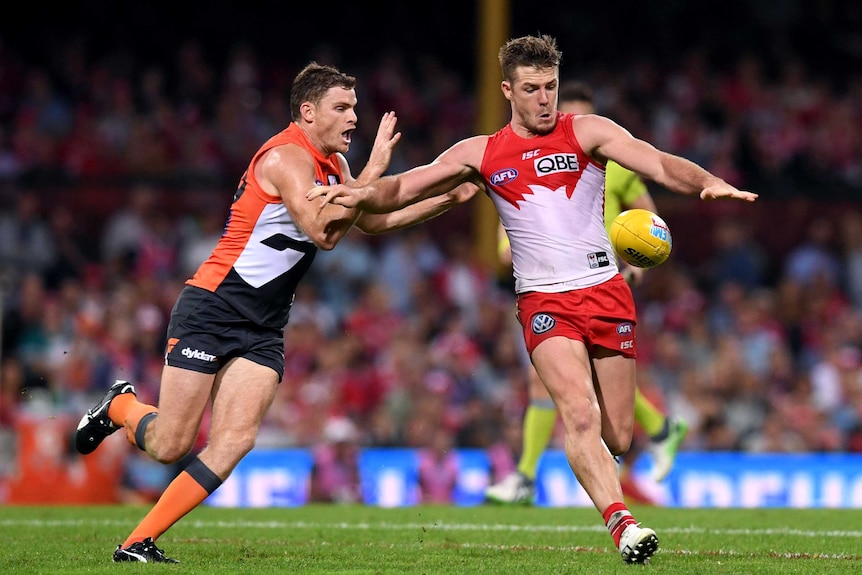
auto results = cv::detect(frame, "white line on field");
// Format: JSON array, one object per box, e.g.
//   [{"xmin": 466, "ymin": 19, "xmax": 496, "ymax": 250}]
[{"xmin": 1, "ymin": 518, "xmax": 860, "ymax": 539}]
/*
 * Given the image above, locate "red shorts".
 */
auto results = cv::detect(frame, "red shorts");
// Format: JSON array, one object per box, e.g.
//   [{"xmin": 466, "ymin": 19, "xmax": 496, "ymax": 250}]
[{"xmin": 516, "ymin": 274, "xmax": 637, "ymax": 358}]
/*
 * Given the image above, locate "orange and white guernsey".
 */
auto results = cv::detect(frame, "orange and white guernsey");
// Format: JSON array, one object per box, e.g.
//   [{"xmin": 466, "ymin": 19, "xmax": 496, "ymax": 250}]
[
  {"xmin": 480, "ymin": 112, "xmax": 618, "ymax": 294},
  {"xmin": 187, "ymin": 123, "xmax": 344, "ymax": 328}
]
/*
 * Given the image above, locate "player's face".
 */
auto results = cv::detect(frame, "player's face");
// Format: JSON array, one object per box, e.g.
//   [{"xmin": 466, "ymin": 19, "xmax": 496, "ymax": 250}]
[
  {"xmin": 504, "ymin": 66, "xmax": 559, "ymax": 135},
  {"xmin": 312, "ymin": 86, "xmax": 358, "ymax": 155}
]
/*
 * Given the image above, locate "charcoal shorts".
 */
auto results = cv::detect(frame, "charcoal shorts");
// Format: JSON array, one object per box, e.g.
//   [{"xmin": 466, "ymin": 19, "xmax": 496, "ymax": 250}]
[{"xmin": 164, "ymin": 286, "xmax": 285, "ymax": 381}]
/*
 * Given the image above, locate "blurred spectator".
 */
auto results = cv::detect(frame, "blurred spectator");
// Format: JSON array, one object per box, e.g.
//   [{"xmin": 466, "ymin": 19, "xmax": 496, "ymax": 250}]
[
  {"xmin": 342, "ymin": 281, "xmax": 404, "ymax": 359},
  {"xmin": 178, "ymin": 206, "xmax": 226, "ymax": 279},
  {"xmin": 417, "ymin": 427, "xmax": 458, "ymax": 504},
  {"xmin": 309, "ymin": 417, "xmax": 362, "ymax": 504},
  {"xmin": 0, "ymin": 194, "xmax": 55, "ymax": 284},
  {"xmin": 378, "ymin": 227, "xmax": 445, "ymax": 314},
  {"xmin": 701, "ymin": 216, "xmax": 767, "ymax": 291},
  {"xmin": 2, "ymin": 273, "xmax": 52, "ymax": 384},
  {"xmin": 838, "ymin": 210, "xmax": 862, "ymax": 310},
  {"xmin": 783, "ymin": 217, "xmax": 841, "ymax": 288},
  {"xmin": 742, "ymin": 410, "xmax": 807, "ymax": 453},
  {"xmin": 312, "ymin": 231, "xmax": 377, "ymax": 319},
  {"xmin": 100, "ymin": 183, "xmax": 157, "ymax": 278},
  {"xmin": 43, "ymin": 205, "xmax": 91, "ymax": 290},
  {"xmin": 432, "ymin": 234, "xmax": 493, "ymax": 330}
]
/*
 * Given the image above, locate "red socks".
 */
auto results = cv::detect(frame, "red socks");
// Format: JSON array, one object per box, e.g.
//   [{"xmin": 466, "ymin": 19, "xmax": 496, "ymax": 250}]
[{"xmin": 602, "ymin": 502, "xmax": 637, "ymax": 547}]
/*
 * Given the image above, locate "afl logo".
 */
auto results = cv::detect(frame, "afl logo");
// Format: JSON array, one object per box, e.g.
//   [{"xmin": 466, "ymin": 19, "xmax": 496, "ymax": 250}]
[
  {"xmin": 617, "ymin": 322, "xmax": 633, "ymax": 335},
  {"xmin": 531, "ymin": 313, "xmax": 556, "ymax": 334},
  {"xmin": 490, "ymin": 168, "xmax": 518, "ymax": 186}
]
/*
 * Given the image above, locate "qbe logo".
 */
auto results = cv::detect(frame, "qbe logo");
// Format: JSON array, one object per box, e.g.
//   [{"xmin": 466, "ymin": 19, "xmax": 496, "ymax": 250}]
[{"xmin": 534, "ymin": 153, "xmax": 579, "ymax": 177}]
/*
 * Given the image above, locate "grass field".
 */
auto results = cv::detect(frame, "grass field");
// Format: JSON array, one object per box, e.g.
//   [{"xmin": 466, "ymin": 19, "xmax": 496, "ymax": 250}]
[{"xmin": 2, "ymin": 504, "xmax": 860, "ymax": 574}]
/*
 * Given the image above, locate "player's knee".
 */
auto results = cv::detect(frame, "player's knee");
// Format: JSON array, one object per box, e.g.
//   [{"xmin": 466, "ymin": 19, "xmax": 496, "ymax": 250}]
[
  {"xmin": 150, "ymin": 436, "xmax": 196, "ymax": 464},
  {"xmin": 559, "ymin": 397, "xmax": 600, "ymax": 435},
  {"xmin": 603, "ymin": 423, "xmax": 634, "ymax": 455},
  {"xmin": 211, "ymin": 428, "xmax": 257, "ymax": 461},
  {"xmin": 605, "ymin": 434, "xmax": 631, "ymax": 456}
]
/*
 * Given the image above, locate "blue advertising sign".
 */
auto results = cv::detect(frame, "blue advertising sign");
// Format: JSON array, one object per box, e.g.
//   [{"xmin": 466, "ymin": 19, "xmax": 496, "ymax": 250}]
[
  {"xmin": 205, "ymin": 449, "xmax": 312, "ymax": 508},
  {"xmin": 662, "ymin": 452, "xmax": 862, "ymax": 508},
  {"xmin": 204, "ymin": 448, "xmax": 862, "ymax": 509},
  {"xmin": 358, "ymin": 448, "xmax": 420, "ymax": 507}
]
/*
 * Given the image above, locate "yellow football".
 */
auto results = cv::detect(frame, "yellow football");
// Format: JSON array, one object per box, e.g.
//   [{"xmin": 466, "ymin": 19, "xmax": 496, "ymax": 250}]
[{"xmin": 609, "ymin": 209, "xmax": 672, "ymax": 268}]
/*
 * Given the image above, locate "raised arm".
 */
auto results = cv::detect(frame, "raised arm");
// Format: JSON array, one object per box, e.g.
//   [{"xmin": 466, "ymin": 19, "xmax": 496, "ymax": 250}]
[
  {"xmin": 574, "ymin": 115, "xmax": 758, "ymax": 202},
  {"xmin": 308, "ymin": 136, "xmax": 488, "ymax": 213},
  {"xmin": 350, "ymin": 111, "xmax": 401, "ymax": 186}
]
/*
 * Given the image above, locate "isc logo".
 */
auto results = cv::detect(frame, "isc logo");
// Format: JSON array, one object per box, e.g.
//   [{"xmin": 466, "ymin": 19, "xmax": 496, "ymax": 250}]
[{"xmin": 534, "ymin": 153, "xmax": 579, "ymax": 177}]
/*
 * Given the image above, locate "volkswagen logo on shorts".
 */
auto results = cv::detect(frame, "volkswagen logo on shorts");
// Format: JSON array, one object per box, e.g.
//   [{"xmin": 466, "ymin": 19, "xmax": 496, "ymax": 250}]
[{"xmin": 531, "ymin": 313, "xmax": 556, "ymax": 334}]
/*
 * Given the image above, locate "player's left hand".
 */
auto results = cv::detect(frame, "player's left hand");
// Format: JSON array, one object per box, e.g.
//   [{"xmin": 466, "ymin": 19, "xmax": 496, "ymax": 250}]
[
  {"xmin": 700, "ymin": 181, "xmax": 758, "ymax": 202},
  {"xmin": 365, "ymin": 111, "xmax": 401, "ymax": 177}
]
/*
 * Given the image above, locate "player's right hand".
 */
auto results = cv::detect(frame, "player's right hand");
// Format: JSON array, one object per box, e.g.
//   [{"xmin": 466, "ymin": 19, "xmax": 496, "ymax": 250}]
[
  {"xmin": 307, "ymin": 184, "xmax": 364, "ymax": 209},
  {"xmin": 621, "ymin": 264, "xmax": 645, "ymax": 287}
]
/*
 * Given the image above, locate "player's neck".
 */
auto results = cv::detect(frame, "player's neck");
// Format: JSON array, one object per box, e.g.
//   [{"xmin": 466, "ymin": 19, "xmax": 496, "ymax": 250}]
[
  {"xmin": 298, "ymin": 123, "xmax": 336, "ymax": 158},
  {"xmin": 509, "ymin": 118, "xmax": 552, "ymax": 140}
]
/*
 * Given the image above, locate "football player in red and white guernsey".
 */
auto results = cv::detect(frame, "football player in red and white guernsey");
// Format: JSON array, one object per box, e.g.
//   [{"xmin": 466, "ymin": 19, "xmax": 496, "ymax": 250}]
[{"xmin": 309, "ymin": 35, "xmax": 757, "ymax": 564}]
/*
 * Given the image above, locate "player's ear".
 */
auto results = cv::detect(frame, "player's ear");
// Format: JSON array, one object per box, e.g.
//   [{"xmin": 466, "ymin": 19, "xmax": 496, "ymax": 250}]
[
  {"xmin": 300, "ymin": 101, "xmax": 315, "ymax": 123},
  {"xmin": 501, "ymin": 80, "xmax": 513, "ymax": 101}
]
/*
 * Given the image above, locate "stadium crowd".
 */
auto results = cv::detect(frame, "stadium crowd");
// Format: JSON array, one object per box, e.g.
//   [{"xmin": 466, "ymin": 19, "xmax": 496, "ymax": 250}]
[{"xmin": 1, "ymin": 34, "xmax": 862, "ymax": 502}]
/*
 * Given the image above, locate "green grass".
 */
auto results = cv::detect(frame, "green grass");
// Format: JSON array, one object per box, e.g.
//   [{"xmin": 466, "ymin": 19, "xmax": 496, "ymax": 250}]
[{"xmin": 1, "ymin": 504, "xmax": 859, "ymax": 574}]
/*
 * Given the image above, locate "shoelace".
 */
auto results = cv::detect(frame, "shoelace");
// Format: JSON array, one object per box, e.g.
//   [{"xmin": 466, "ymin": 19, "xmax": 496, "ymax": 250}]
[{"xmin": 139, "ymin": 539, "xmax": 165, "ymax": 558}]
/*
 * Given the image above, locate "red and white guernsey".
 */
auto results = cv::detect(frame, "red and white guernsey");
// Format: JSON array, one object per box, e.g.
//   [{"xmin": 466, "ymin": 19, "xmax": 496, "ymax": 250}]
[
  {"xmin": 480, "ymin": 112, "xmax": 618, "ymax": 294},
  {"xmin": 187, "ymin": 123, "xmax": 344, "ymax": 328}
]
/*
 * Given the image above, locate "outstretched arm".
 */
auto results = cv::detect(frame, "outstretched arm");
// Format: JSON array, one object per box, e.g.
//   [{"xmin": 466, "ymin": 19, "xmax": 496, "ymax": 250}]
[
  {"xmin": 308, "ymin": 136, "xmax": 487, "ymax": 213},
  {"xmin": 575, "ymin": 115, "xmax": 758, "ymax": 202},
  {"xmin": 356, "ymin": 182, "xmax": 481, "ymax": 234}
]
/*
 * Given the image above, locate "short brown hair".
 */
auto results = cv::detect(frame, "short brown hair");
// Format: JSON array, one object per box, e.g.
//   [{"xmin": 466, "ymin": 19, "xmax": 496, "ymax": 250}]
[
  {"xmin": 498, "ymin": 34, "xmax": 562, "ymax": 83},
  {"xmin": 558, "ymin": 81, "xmax": 594, "ymax": 105},
  {"xmin": 290, "ymin": 62, "xmax": 356, "ymax": 120}
]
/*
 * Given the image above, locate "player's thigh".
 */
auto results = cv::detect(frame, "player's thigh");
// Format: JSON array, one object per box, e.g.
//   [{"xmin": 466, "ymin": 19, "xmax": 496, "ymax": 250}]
[
  {"xmin": 208, "ymin": 357, "xmax": 279, "ymax": 456},
  {"xmin": 530, "ymin": 336, "xmax": 596, "ymax": 416},
  {"xmin": 592, "ymin": 347, "xmax": 636, "ymax": 451},
  {"xmin": 154, "ymin": 365, "xmax": 217, "ymax": 447}
]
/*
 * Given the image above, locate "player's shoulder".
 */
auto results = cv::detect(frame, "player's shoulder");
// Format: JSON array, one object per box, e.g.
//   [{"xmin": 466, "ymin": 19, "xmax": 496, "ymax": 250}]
[
  {"xmin": 262, "ymin": 140, "xmax": 314, "ymax": 169},
  {"xmin": 571, "ymin": 112, "xmax": 619, "ymax": 135},
  {"xmin": 255, "ymin": 140, "xmax": 316, "ymax": 195},
  {"xmin": 437, "ymin": 135, "xmax": 489, "ymax": 168},
  {"xmin": 455, "ymin": 134, "xmax": 491, "ymax": 152},
  {"xmin": 571, "ymin": 113, "xmax": 628, "ymax": 155}
]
